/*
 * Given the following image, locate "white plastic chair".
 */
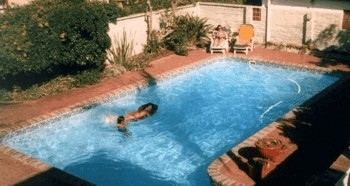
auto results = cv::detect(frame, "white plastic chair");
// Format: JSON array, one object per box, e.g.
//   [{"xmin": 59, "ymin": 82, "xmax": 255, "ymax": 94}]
[{"xmin": 210, "ymin": 31, "xmax": 229, "ymax": 54}]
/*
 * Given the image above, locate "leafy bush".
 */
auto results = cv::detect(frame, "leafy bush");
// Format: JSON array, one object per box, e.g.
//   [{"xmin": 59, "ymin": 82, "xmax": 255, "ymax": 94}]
[
  {"xmin": 11, "ymin": 85, "xmax": 45, "ymax": 101},
  {"xmin": 163, "ymin": 14, "xmax": 210, "ymax": 55},
  {"xmin": 144, "ymin": 30, "xmax": 164, "ymax": 54},
  {"xmin": 0, "ymin": 0, "xmax": 118, "ymax": 89},
  {"xmin": 8, "ymin": 70, "xmax": 101, "ymax": 101},
  {"xmin": 0, "ymin": 89, "xmax": 12, "ymax": 102},
  {"xmin": 175, "ymin": 44, "xmax": 189, "ymax": 56},
  {"xmin": 72, "ymin": 69, "xmax": 101, "ymax": 87}
]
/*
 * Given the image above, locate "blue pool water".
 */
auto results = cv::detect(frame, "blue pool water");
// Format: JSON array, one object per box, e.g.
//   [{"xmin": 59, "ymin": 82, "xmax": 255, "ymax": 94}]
[{"xmin": 2, "ymin": 59, "xmax": 340, "ymax": 185}]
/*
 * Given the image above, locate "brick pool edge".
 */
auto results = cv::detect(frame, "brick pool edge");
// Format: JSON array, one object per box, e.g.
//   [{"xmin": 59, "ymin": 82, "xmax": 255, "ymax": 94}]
[{"xmin": 207, "ymin": 112, "xmax": 299, "ymax": 185}]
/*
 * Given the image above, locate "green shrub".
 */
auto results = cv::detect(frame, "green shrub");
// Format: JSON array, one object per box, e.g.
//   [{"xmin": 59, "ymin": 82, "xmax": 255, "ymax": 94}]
[
  {"xmin": 72, "ymin": 69, "xmax": 101, "ymax": 87},
  {"xmin": 175, "ymin": 44, "xmax": 189, "ymax": 56},
  {"xmin": 163, "ymin": 14, "xmax": 210, "ymax": 55},
  {"xmin": 8, "ymin": 69, "xmax": 101, "ymax": 101},
  {"xmin": 0, "ymin": 0, "xmax": 118, "ymax": 89},
  {"xmin": 0, "ymin": 89, "xmax": 12, "ymax": 102},
  {"xmin": 44, "ymin": 4, "xmax": 110, "ymax": 68},
  {"xmin": 11, "ymin": 85, "xmax": 44, "ymax": 100},
  {"xmin": 164, "ymin": 31, "xmax": 189, "ymax": 55},
  {"xmin": 144, "ymin": 30, "xmax": 164, "ymax": 54}
]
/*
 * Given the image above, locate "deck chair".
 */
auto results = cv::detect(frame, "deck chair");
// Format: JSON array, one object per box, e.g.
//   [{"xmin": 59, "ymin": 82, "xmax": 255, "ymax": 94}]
[
  {"xmin": 210, "ymin": 31, "xmax": 229, "ymax": 54},
  {"xmin": 233, "ymin": 24, "xmax": 255, "ymax": 55}
]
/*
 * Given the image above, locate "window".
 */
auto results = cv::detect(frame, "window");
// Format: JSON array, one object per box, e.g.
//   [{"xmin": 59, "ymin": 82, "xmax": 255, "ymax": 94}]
[
  {"xmin": 253, "ymin": 8, "xmax": 261, "ymax": 21},
  {"xmin": 343, "ymin": 10, "xmax": 350, "ymax": 30}
]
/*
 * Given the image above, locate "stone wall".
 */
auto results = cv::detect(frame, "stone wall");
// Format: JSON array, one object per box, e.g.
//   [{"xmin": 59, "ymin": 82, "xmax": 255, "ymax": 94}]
[
  {"xmin": 312, "ymin": 8, "xmax": 344, "ymax": 50},
  {"xmin": 268, "ymin": 0, "xmax": 350, "ymax": 51},
  {"xmin": 267, "ymin": 4, "xmax": 346, "ymax": 50},
  {"xmin": 269, "ymin": 5, "xmax": 307, "ymax": 45},
  {"xmin": 199, "ymin": 3, "xmax": 245, "ymax": 31},
  {"xmin": 198, "ymin": 3, "xmax": 267, "ymax": 43}
]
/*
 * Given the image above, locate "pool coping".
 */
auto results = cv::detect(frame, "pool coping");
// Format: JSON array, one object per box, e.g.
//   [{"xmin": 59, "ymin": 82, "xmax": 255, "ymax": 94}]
[{"xmin": 0, "ymin": 48, "xmax": 349, "ymax": 185}]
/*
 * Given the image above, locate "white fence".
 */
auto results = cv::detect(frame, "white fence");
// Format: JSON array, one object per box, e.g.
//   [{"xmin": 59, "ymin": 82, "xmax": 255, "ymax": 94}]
[{"xmin": 109, "ymin": 2, "xmax": 348, "ymax": 55}]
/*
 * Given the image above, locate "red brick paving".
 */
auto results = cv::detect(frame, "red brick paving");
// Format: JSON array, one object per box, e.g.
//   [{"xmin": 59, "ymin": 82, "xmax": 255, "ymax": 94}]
[{"xmin": 0, "ymin": 47, "xmax": 349, "ymax": 185}]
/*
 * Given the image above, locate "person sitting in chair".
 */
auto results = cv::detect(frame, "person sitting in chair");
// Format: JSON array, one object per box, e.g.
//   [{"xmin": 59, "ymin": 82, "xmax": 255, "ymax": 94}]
[
  {"xmin": 213, "ymin": 25, "xmax": 227, "ymax": 46},
  {"xmin": 125, "ymin": 102, "xmax": 158, "ymax": 121}
]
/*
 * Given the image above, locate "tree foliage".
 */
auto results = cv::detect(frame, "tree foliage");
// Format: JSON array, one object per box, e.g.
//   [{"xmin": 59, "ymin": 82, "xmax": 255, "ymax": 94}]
[{"xmin": 0, "ymin": 0, "xmax": 118, "ymax": 88}]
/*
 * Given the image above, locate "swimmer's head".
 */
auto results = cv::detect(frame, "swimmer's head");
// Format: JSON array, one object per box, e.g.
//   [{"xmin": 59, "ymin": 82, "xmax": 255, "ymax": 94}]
[{"xmin": 117, "ymin": 116, "xmax": 125, "ymax": 124}]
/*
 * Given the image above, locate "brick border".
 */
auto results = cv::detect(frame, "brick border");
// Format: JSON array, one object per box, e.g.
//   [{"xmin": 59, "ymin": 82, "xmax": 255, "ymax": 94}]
[{"xmin": 0, "ymin": 144, "xmax": 51, "ymax": 171}]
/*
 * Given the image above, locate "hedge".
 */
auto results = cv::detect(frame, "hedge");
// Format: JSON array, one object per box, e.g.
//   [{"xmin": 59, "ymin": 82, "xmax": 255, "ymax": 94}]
[{"xmin": 0, "ymin": 0, "xmax": 118, "ymax": 88}]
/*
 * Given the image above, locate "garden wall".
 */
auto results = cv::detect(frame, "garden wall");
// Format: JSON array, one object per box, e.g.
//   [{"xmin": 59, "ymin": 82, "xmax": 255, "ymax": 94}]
[
  {"xmin": 198, "ymin": 2, "xmax": 267, "ymax": 44},
  {"xmin": 268, "ymin": 4, "xmax": 345, "ymax": 49},
  {"xmin": 108, "ymin": 4, "xmax": 199, "ymax": 55},
  {"xmin": 108, "ymin": 1, "xmax": 348, "ymax": 56}
]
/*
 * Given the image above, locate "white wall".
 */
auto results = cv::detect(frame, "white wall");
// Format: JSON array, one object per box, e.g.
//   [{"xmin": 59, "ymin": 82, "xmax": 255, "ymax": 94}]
[
  {"xmin": 108, "ymin": 13, "xmax": 148, "ymax": 56},
  {"xmin": 198, "ymin": 2, "xmax": 267, "ymax": 43},
  {"xmin": 312, "ymin": 8, "xmax": 344, "ymax": 49},
  {"xmin": 268, "ymin": 5, "xmax": 308, "ymax": 45},
  {"xmin": 199, "ymin": 3, "xmax": 245, "ymax": 30},
  {"xmin": 267, "ymin": 2, "xmax": 347, "ymax": 49},
  {"xmin": 108, "ymin": 4, "xmax": 199, "ymax": 55}
]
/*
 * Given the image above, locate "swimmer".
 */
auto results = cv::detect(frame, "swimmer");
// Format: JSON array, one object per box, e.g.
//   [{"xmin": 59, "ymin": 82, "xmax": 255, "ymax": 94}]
[
  {"xmin": 125, "ymin": 103, "xmax": 158, "ymax": 121},
  {"xmin": 117, "ymin": 116, "xmax": 131, "ymax": 136}
]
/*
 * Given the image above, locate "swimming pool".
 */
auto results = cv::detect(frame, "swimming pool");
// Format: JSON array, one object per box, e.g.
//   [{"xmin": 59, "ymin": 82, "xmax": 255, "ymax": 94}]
[{"xmin": 2, "ymin": 58, "xmax": 340, "ymax": 185}]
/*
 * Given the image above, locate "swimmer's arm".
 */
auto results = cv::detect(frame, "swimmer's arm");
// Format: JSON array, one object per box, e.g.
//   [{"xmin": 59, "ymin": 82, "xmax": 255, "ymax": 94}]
[
  {"xmin": 125, "ymin": 120, "xmax": 131, "ymax": 126},
  {"xmin": 125, "ymin": 112, "xmax": 136, "ymax": 121}
]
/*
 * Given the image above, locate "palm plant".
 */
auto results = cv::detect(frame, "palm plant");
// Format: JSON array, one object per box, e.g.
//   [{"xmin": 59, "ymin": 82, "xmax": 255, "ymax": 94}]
[
  {"xmin": 107, "ymin": 30, "xmax": 135, "ymax": 70},
  {"xmin": 164, "ymin": 14, "xmax": 210, "ymax": 55}
]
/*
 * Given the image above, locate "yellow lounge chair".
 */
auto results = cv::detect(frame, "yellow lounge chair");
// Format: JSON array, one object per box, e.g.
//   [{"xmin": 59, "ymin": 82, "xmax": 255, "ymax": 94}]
[{"xmin": 233, "ymin": 24, "xmax": 255, "ymax": 55}]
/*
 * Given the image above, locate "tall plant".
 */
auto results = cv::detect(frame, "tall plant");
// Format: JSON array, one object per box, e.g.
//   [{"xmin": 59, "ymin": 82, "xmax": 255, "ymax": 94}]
[
  {"xmin": 163, "ymin": 14, "xmax": 210, "ymax": 55},
  {"xmin": 107, "ymin": 30, "xmax": 135, "ymax": 70}
]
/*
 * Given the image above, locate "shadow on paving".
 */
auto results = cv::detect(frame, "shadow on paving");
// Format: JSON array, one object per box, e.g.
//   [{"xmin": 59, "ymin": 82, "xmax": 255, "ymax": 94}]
[
  {"xmin": 260, "ymin": 76, "xmax": 350, "ymax": 185},
  {"xmin": 223, "ymin": 75, "xmax": 350, "ymax": 185},
  {"xmin": 15, "ymin": 167, "xmax": 94, "ymax": 186}
]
